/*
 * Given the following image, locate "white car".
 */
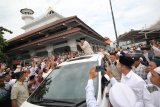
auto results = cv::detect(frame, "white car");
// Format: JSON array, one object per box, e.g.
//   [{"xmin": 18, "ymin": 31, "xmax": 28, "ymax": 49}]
[{"xmin": 21, "ymin": 54, "xmax": 110, "ymax": 107}]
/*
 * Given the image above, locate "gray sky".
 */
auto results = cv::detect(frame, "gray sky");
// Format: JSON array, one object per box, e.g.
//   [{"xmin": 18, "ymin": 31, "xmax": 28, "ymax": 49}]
[{"xmin": 0, "ymin": 0, "xmax": 160, "ymax": 41}]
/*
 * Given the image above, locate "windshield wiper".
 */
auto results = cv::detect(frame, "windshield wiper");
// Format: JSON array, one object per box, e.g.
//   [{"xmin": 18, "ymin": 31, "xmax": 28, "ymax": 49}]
[
  {"xmin": 30, "ymin": 99, "xmax": 86, "ymax": 107},
  {"xmin": 31, "ymin": 98, "xmax": 75, "ymax": 104},
  {"xmin": 74, "ymin": 100, "xmax": 86, "ymax": 106}
]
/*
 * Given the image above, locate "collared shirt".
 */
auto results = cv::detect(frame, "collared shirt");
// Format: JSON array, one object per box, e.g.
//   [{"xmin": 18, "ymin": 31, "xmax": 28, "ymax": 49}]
[
  {"xmin": 4, "ymin": 79, "xmax": 16, "ymax": 88},
  {"xmin": 150, "ymin": 91, "xmax": 160, "ymax": 107},
  {"xmin": 110, "ymin": 61, "xmax": 121, "ymax": 81},
  {"xmin": 132, "ymin": 63, "xmax": 148, "ymax": 80},
  {"xmin": 110, "ymin": 70, "xmax": 154, "ymax": 107},
  {"xmin": 0, "ymin": 85, "xmax": 10, "ymax": 102},
  {"xmin": 152, "ymin": 46, "xmax": 160, "ymax": 56},
  {"xmin": 85, "ymin": 79, "xmax": 99, "ymax": 107},
  {"xmin": 86, "ymin": 77, "xmax": 155, "ymax": 107},
  {"xmin": 11, "ymin": 81, "xmax": 29, "ymax": 107},
  {"xmin": 0, "ymin": 85, "xmax": 11, "ymax": 107},
  {"xmin": 146, "ymin": 79, "xmax": 160, "ymax": 107},
  {"xmin": 120, "ymin": 70, "xmax": 146, "ymax": 100}
]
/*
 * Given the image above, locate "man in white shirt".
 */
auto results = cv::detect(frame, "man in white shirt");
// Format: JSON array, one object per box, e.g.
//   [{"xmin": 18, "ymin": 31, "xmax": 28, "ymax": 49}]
[
  {"xmin": 86, "ymin": 67, "xmax": 134, "ymax": 107},
  {"xmin": 106, "ymin": 56, "xmax": 154, "ymax": 107},
  {"xmin": 78, "ymin": 38, "xmax": 94, "ymax": 55},
  {"xmin": 85, "ymin": 67, "xmax": 146, "ymax": 107}
]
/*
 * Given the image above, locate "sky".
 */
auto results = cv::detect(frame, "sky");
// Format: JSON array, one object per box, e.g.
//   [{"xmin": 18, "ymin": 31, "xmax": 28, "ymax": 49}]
[{"xmin": 0, "ymin": 0, "xmax": 160, "ymax": 41}]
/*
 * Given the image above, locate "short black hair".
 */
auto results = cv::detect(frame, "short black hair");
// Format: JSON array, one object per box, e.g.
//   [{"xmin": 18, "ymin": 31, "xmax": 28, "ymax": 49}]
[
  {"xmin": 132, "ymin": 57, "xmax": 140, "ymax": 61},
  {"xmin": 15, "ymin": 71, "xmax": 24, "ymax": 79},
  {"xmin": 80, "ymin": 37, "xmax": 85, "ymax": 40},
  {"xmin": 110, "ymin": 52, "xmax": 116, "ymax": 56},
  {"xmin": 119, "ymin": 56, "xmax": 134, "ymax": 68},
  {"xmin": 4, "ymin": 72, "xmax": 10, "ymax": 77},
  {"xmin": 76, "ymin": 39, "xmax": 80, "ymax": 42},
  {"xmin": 29, "ymin": 75, "xmax": 35, "ymax": 81}
]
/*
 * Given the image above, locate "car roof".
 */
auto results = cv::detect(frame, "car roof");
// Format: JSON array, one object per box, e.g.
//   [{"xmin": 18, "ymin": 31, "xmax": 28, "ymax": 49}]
[{"xmin": 58, "ymin": 54, "xmax": 103, "ymax": 66}]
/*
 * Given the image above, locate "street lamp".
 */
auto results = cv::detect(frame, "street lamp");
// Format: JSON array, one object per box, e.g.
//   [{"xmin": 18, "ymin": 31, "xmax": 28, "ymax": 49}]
[{"xmin": 109, "ymin": 0, "xmax": 119, "ymax": 47}]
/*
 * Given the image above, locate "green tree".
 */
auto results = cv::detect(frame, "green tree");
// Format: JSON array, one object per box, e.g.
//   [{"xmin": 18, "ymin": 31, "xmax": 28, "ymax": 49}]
[{"xmin": 0, "ymin": 26, "xmax": 12, "ymax": 62}]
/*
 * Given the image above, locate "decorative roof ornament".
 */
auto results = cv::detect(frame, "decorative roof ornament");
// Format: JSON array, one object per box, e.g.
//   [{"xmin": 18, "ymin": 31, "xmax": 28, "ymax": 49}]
[{"xmin": 46, "ymin": 6, "xmax": 54, "ymax": 16}]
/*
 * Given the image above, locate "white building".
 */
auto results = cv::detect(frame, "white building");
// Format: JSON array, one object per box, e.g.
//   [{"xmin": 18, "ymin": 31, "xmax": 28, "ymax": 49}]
[{"xmin": 7, "ymin": 7, "xmax": 106, "ymax": 63}]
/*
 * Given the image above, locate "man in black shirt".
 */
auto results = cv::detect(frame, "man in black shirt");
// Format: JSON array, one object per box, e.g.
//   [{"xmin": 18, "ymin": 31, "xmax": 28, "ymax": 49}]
[{"xmin": 0, "ymin": 75, "xmax": 11, "ymax": 107}]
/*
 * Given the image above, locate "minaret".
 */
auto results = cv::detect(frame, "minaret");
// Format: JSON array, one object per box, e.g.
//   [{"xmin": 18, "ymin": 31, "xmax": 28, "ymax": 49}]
[{"xmin": 20, "ymin": 8, "xmax": 34, "ymax": 25}]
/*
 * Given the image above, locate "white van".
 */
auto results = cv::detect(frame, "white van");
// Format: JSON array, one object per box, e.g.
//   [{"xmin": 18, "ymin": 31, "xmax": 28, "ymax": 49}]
[{"xmin": 21, "ymin": 54, "xmax": 110, "ymax": 107}]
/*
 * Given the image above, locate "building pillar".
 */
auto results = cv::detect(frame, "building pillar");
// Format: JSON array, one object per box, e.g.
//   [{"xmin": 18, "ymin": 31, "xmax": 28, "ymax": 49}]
[
  {"xmin": 46, "ymin": 45, "xmax": 54, "ymax": 56},
  {"xmin": 67, "ymin": 39, "xmax": 77, "ymax": 52},
  {"xmin": 29, "ymin": 50, "xmax": 36, "ymax": 57},
  {"xmin": 90, "ymin": 43, "xmax": 95, "ymax": 53}
]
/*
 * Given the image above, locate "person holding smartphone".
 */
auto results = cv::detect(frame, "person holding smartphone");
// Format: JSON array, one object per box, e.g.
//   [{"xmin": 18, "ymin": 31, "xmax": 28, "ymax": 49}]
[
  {"xmin": 85, "ymin": 67, "xmax": 99, "ymax": 107},
  {"xmin": 77, "ymin": 38, "xmax": 94, "ymax": 55},
  {"xmin": 105, "ymin": 56, "xmax": 154, "ymax": 107},
  {"xmin": 85, "ymin": 67, "xmax": 139, "ymax": 107}
]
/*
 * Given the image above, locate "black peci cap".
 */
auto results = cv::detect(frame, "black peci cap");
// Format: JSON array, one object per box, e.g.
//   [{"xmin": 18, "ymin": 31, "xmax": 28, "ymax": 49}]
[{"xmin": 119, "ymin": 56, "xmax": 134, "ymax": 68}]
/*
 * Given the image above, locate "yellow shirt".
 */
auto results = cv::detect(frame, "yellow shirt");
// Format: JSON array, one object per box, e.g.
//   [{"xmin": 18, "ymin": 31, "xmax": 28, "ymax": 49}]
[{"xmin": 11, "ymin": 81, "xmax": 29, "ymax": 107}]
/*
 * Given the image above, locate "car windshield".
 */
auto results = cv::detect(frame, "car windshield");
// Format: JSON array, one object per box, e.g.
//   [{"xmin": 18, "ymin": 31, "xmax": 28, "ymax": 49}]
[{"xmin": 27, "ymin": 61, "xmax": 98, "ymax": 105}]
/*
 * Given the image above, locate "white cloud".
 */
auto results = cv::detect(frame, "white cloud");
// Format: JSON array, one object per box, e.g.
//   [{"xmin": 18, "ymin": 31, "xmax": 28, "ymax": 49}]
[{"xmin": 0, "ymin": 0, "xmax": 160, "ymax": 42}]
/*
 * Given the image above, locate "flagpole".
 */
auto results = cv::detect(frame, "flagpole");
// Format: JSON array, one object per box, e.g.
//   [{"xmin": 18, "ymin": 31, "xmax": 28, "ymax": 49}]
[{"xmin": 109, "ymin": 0, "xmax": 119, "ymax": 47}]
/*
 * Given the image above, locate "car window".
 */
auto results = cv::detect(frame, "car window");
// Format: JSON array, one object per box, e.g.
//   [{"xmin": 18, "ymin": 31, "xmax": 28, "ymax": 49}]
[{"xmin": 28, "ymin": 61, "xmax": 98, "ymax": 103}]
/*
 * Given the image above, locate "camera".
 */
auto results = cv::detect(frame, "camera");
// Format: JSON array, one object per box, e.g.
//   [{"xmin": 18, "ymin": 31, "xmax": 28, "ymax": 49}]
[{"xmin": 76, "ymin": 39, "xmax": 80, "ymax": 42}]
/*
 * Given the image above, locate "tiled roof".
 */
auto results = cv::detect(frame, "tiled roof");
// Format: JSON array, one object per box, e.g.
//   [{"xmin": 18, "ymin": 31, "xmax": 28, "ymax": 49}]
[
  {"xmin": 8, "ymin": 28, "xmax": 81, "ymax": 52},
  {"xmin": 8, "ymin": 16, "xmax": 77, "ymax": 43}
]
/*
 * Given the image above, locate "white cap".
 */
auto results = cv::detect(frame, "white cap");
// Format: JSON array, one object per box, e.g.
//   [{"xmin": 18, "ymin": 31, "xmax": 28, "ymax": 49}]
[
  {"xmin": 109, "ymin": 83, "xmax": 136, "ymax": 107},
  {"xmin": 116, "ymin": 51, "xmax": 122, "ymax": 56},
  {"xmin": 136, "ymin": 47, "xmax": 141, "ymax": 51},
  {"xmin": 147, "ymin": 67, "xmax": 160, "ymax": 84},
  {"xmin": 14, "ymin": 68, "xmax": 21, "ymax": 73},
  {"xmin": 17, "ymin": 65, "xmax": 21, "ymax": 68},
  {"xmin": 139, "ymin": 57, "xmax": 143, "ymax": 61},
  {"xmin": 14, "ymin": 65, "xmax": 22, "ymax": 73}
]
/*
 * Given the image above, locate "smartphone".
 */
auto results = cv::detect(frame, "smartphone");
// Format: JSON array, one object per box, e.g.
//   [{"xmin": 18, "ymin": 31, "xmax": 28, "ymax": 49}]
[{"xmin": 96, "ymin": 66, "xmax": 105, "ymax": 72}]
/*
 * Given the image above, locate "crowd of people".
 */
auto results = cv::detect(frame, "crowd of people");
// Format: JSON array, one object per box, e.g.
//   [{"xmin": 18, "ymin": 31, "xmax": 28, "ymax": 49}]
[
  {"xmin": 0, "ymin": 51, "xmax": 86, "ymax": 107},
  {"xmin": 86, "ymin": 39, "xmax": 160, "ymax": 107},
  {"xmin": 0, "ymin": 38, "xmax": 160, "ymax": 107},
  {"xmin": 0, "ymin": 37, "xmax": 93, "ymax": 107}
]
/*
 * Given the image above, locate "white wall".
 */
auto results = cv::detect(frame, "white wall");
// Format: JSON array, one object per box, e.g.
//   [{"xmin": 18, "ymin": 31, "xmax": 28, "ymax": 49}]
[{"xmin": 22, "ymin": 13, "xmax": 63, "ymax": 32}]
